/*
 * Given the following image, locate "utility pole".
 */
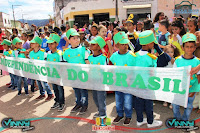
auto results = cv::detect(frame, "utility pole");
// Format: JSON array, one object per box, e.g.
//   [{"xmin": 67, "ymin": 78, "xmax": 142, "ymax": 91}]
[
  {"xmin": 12, "ymin": 5, "xmax": 21, "ymax": 29},
  {"xmin": 115, "ymin": 0, "xmax": 119, "ymax": 21}
]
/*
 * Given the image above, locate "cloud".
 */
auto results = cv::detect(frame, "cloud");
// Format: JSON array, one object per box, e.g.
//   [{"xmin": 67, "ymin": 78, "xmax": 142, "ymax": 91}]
[{"xmin": 1, "ymin": 0, "xmax": 54, "ymax": 20}]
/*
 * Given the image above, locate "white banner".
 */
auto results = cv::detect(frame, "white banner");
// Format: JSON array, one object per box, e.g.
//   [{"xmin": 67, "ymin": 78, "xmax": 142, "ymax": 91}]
[{"xmin": 0, "ymin": 57, "xmax": 191, "ymax": 107}]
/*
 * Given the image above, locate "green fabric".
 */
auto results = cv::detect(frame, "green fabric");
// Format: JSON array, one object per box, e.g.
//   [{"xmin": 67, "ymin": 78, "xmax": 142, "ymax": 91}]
[
  {"xmin": 30, "ymin": 36, "xmax": 42, "ymax": 45},
  {"xmin": 175, "ymin": 56, "xmax": 200, "ymax": 93},
  {"xmin": 1, "ymin": 39, "xmax": 12, "ymax": 46},
  {"xmin": 15, "ymin": 49, "xmax": 26, "ymax": 58},
  {"xmin": 66, "ymin": 28, "xmax": 80, "ymax": 39},
  {"xmin": 139, "ymin": 30, "xmax": 158, "ymax": 45},
  {"xmin": 47, "ymin": 34, "xmax": 61, "ymax": 44},
  {"xmin": 89, "ymin": 36, "xmax": 106, "ymax": 49},
  {"xmin": 29, "ymin": 49, "xmax": 45, "ymax": 60},
  {"xmin": 88, "ymin": 54, "xmax": 107, "ymax": 65},
  {"xmin": 135, "ymin": 52, "xmax": 157, "ymax": 67},
  {"xmin": 182, "ymin": 33, "xmax": 197, "ymax": 43},
  {"xmin": 3, "ymin": 50, "xmax": 14, "ymax": 57},
  {"xmin": 110, "ymin": 51, "xmax": 136, "ymax": 66},
  {"xmin": 63, "ymin": 45, "xmax": 90, "ymax": 64},
  {"xmin": 113, "ymin": 32, "xmax": 130, "ymax": 44},
  {"xmin": 12, "ymin": 37, "xmax": 22, "ymax": 45},
  {"xmin": 47, "ymin": 50, "xmax": 63, "ymax": 62}
]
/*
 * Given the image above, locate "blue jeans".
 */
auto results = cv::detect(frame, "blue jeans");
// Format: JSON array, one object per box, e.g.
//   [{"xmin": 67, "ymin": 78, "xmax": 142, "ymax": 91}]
[
  {"xmin": 52, "ymin": 84, "xmax": 65, "ymax": 104},
  {"xmin": 9, "ymin": 73, "xmax": 17, "ymax": 87},
  {"xmin": 73, "ymin": 88, "xmax": 88, "ymax": 106},
  {"xmin": 135, "ymin": 97, "xmax": 153, "ymax": 124},
  {"xmin": 115, "ymin": 91, "xmax": 133, "ymax": 118},
  {"xmin": 17, "ymin": 76, "xmax": 28, "ymax": 94},
  {"xmin": 93, "ymin": 90, "xmax": 106, "ymax": 117},
  {"xmin": 172, "ymin": 94, "xmax": 196, "ymax": 121},
  {"xmin": 30, "ymin": 79, "xmax": 35, "ymax": 92},
  {"xmin": 37, "ymin": 81, "xmax": 53, "ymax": 95}
]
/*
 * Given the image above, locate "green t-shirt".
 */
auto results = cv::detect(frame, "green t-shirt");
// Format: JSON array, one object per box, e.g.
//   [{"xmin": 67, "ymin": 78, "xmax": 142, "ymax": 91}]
[
  {"xmin": 29, "ymin": 49, "xmax": 46, "ymax": 60},
  {"xmin": 47, "ymin": 50, "xmax": 63, "ymax": 62},
  {"xmin": 175, "ymin": 55, "xmax": 200, "ymax": 93},
  {"xmin": 3, "ymin": 50, "xmax": 14, "ymax": 57},
  {"xmin": 110, "ymin": 51, "xmax": 136, "ymax": 66},
  {"xmin": 14, "ymin": 49, "xmax": 26, "ymax": 58},
  {"xmin": 88, "ymin": 54, "xmax": 108, "ymax": 65},
  {"xmin": 135, "ymin": 51, "xmax": 157, "ymax": 67},
  {"xmin": 63, "ymin": 45, "xmax": 90, "ymax": 64}
]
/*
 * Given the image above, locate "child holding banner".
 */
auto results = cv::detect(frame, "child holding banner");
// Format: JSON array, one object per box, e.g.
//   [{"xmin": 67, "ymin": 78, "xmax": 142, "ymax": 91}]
[
  {"xmin": 88, "ymin": 36, "xmax": 107, "ymax": 119},
  {"xmin": 111, "ymin": 32, "xmax": 136, "ymax": 126},
  {"xmin": 135, "ymin": 30, "xmax": 162, "ymax": 128},
  {"xmin": 172, "ymin": 33, "xmax": 200, "ymax": 121},
  {"xmin": 12, "ymin": 37, "xmax": 29, "ymax": 95},
  {"xmin": 46, "ymin": 34, "xmax": 65, "ymax": 111},
  {"xmin": 63, "ymin": 28, "xmax": 90, "ymax": 114},
  {"xmin": 0, "ymin": 39, "xmax": 17, "ymax": 89},
  {"xmin": 29, "ymin": 36, "xmax": 54, "ymax": 101}
]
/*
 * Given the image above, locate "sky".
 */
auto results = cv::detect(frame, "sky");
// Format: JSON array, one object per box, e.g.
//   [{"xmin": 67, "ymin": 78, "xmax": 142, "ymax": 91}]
[{"xmin": 0, "ymin": 0, "xmax": 54, "ymax": 20}]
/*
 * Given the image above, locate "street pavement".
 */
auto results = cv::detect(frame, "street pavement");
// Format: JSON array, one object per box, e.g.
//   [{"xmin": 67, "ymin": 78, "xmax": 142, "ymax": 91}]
[{"xmin": 0, "ymin": 75, "xmax": 200, "ymax": 133}]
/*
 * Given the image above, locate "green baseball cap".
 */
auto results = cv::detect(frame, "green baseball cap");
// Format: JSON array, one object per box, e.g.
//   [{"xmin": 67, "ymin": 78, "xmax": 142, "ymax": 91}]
[
  {"xmin": 182, "ymin": 33, "xmax": 197, "ymax": 43},
  {"xmin": 1, "ymin": 39, "xmax": 12, "ymax": 46},
  {"xmin": 89, "ymin": 36, "xmax": 106, "ymax": 49},
  {"xmin": 113, "ymin": 32, "xmax": 130, "ymax": 44},
  {"xmin": 12, "ymin": 37, "xmax": 22, "ymax": 45},
  {"xmin": 139, "ymin": 30, "xmax": 158, "ymax": 45},
  {"xmin": 30, "ymin": 36, "xmax": 42, "ymax": 45},
  {"xmin": 47, "ymin": 33, "xmax": 61, "ymax": 44},
  {"xmin": 66, "ymin": 28, "xmax": 80, "ymax": 39}
]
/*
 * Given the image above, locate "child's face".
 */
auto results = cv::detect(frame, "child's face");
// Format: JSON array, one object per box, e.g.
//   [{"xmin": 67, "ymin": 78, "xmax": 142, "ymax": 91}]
[
  {"xmin": 126, "ymin": 23, "xmax": 135, "ymax": 32},
  {"xmin": 15, "ymin": 42, "xmax": 22, "ymax": 49},
  {"xmin": 3, "ymin": 44, "xmax": 9, "ymax": 50},
  {"xmin": 98, "ymin": 27, "xmax": 107, "ymax": 38},
  {"xmin": 166, "ymin": 48, "xmax": 174, "ymax": 58},
  {"xmin": 90, "ymin": 43, "xmax": 100, "ymax": 51},
  {"xmin": 183, "ymin": 42, "xmax": 196, "ymax": 55},
  {"xmin": 118, "ymin": 43, "xmax": 128, "ymax": 53},
  {"xmin": 147, "ymin": 42, "xmax": 154, "ymax": 49},
  {"xmin": 187, "ymin": 21, "xmax": 196, "ymax": 32},
  {"xmin": 91, "ymin": 27, "xmax": 98, "ymax": 36},
  {"xmin": 48, "ymin": 42, "xmax": 58, "ymax": 51},
  {"xmin": 159, "ymin": 13, "xmax": 165, "ymax": 21},
  {"xmin": 158, "ymin": 23, "xmax": 166, "ymax": 31},
  {"xmin": 31, "ymin": 43, "xmax": 40, "ymax": 49},
  {"xmin": 80, "ymin": 33, "xmax": 85, "ymax": 40},
  {"xmin": 172, "ymin": 26, "xmax": 181, "ymax": 35},
  {"xmin": 21, "ymin": 34, "xmax": 27, "ymax": 41},
  {"xmin": 113, "ymin": 28, "xmax": 119, "ymax": 35},
  {"xmin": 137, "ymin": 24, "xmax": 143, "ymax": 31},
  {"xmin": 68, "ymin": 36, "xmax": 80, "ymax": 47}
]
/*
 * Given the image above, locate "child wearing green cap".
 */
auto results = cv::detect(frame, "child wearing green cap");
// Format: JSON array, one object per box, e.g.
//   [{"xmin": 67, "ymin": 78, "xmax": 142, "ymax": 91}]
[
  {"xmin": 111, "ymin": 31, "xmax": 136, "ymax": 126},
  {"xmin": 29, "ymin": 36, "xmax": 54, "ymax": 101},
  {"xmin": 0, "ymin": 39, "xmax": 17, "ymax": 89},
  {"xmin": 88, "ymin": 36, "xmax": 108, "ymax": 120},
  {"xmin": 12, "ymin": 37, "xmax": 29, "ymax": 95},
  {"xmin": 63, "ymin": 28, "xmax": 90, "ymax": 114},
  {"xmin": 135, "ymin": 30, "xmax": 162, "ymax": 128},
  {"xmin": 46, "ymin": 34, "xmax": 65, "ymax": 111},
  {"xmin": 172, "ymin": 33, "xmax": 200, "ymax": 121}
]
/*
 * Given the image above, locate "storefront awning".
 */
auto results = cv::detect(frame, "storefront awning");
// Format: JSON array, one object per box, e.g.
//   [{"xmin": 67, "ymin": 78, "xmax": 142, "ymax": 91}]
[{"xmin": 123, "ymin": 4, "xmax": 151, "ymax": 9}]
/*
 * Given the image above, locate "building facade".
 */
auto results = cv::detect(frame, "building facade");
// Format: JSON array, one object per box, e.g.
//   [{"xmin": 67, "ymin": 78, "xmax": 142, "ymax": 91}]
[{"xmin": 54, "ymin": 0, "xmax": 200, "ymax": 27}]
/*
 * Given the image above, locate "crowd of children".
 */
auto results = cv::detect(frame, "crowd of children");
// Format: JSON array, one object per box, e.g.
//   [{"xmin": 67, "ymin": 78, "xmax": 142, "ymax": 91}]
[{"xmin": 1, "ymin": 12, "xmax": 200, "ymax": 128}]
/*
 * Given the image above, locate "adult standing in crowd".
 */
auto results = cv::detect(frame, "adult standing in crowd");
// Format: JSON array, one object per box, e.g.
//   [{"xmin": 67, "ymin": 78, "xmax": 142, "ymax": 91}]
[
  {"xmin": 153, "ymin": 12, "xmax": 165, "ymax": 40},
  {"xmin": 21, "ymin": 33, "xmax": 30, "ymax": 50},
  {"xmin": 0, "ymin": 28, "xmax": 6, "ymax": 53},
  {"xmin": 57, "ymin": 25, "xmax": 69, "ymax": 50}
]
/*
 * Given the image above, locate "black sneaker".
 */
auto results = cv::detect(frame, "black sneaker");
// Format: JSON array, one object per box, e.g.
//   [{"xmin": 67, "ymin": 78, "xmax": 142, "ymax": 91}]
[
  {"xmin": 58, "ymin": 104, "xmax": 65, "ymax": 112},
  {"xmin": 51, "ymin": 102, "xmax": 60, "ymax": 109},
  {"xmin": 12, "ymin": 86, "xmax": 17, "ymax": 90},
  {"xmin": 113, "ymin": 116, "xmax": 124, "ymax": 124},
  {"xmin": 79, "ymin": 106, "xmax": 88, "ymax": 115},
  {"xmin": 18, "ymin": 91, "xmax": 21, "ymax": 96},
  {"xmin": 71, "ymin": 104, "xmax": 82, "ymax": 113},
  {"xmin": 123, "ymin": 117, "xmax": 132, "ymax": 126},
  {"xmin": 8, "ymin": 85, "xmax": 13, "ymax": 88}
]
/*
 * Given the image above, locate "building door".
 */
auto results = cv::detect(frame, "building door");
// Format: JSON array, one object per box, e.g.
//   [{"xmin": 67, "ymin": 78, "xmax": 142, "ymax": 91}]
[
  {"xmin": 93, "ymin": 13, "xmax": 109, "ymax": 24},
  {"xmin": 127, "ymin": 8, "xmax": 151, "ymax": 21},
  {"xmin": 74, "ymin": 15, "xmax": 89, "ymax": 28}
]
